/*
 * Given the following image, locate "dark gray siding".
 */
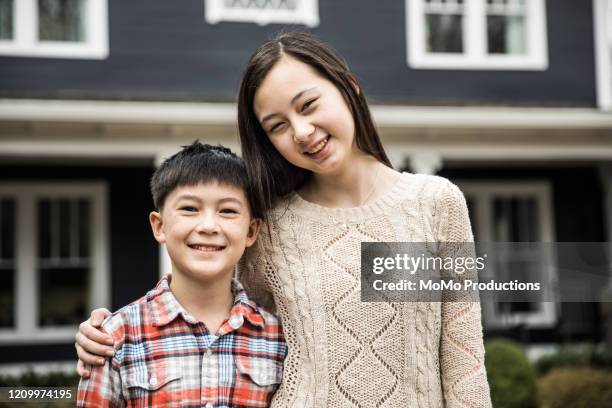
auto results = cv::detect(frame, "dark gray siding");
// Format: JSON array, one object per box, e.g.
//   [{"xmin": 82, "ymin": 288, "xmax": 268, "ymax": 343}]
[{"xmin": 0, "ymin": 0, "xmax": 596, "ymax": 106}]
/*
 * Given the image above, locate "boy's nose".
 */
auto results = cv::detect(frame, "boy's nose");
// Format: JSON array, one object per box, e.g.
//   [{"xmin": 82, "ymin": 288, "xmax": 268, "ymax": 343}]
[{"xmin": 195, "ymin": 214, "xmax": 219, "ymax": 233}]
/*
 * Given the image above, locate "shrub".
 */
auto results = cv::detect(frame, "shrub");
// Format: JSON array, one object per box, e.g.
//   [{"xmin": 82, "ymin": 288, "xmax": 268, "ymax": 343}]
[
  {"xmin": 0, "ymin": 370, "xmax": 79, "ymax": 408},
  {"xmin": 0, "ymin": 370, "xmax": 79, "ymax": 387},
  {"xmin": 485, "ymin": 338, "xmax": 537, "ymax": 408},
  {"xmin": 537, "ymin": 367, "xmax": 612, "ymax": 408},
  {"xmin": 535, "ymin": 345, "xmax": 612, "ymax": 376}
]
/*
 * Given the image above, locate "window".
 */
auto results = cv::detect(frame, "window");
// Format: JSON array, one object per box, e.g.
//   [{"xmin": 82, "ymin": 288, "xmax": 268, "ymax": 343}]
[
  {"xmin": 407, "ymin": 0, "xmax": 548, "ymax": 70},
  {"xmin": 205, "ymin": 0, "xmax": 319, "ymax": 27},
  {"xmin": 0, "ymin": 183, "xmax": 108, "ymax": 344},
  {"xmin": 0, "ymin": 0, "xmax": 108, "ymax": 59},
  {"xmin": 459, "ymin": 182, "xmax": 557, "ymax": 328}
]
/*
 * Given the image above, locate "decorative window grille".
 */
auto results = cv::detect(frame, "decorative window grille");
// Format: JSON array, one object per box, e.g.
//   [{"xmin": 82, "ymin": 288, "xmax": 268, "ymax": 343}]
[{"xmin": 205, "ymin": 0, "xmax": 319, "ymax": 27}]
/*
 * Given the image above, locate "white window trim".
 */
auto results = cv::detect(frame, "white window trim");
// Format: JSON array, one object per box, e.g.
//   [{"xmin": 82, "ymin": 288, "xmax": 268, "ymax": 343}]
[
  {"xmin": 457, "ymin": 181, "xmax": 558, "ymax": 329},
  {"xmin": 594, "ymin": 0, "xmax": 612, "ymax": 110},
  {"xmin": 406, "ymin": 0, "xmax": 548, "ymax": 70},
  {"xmin": 204, "ymin": 0, "xmax": 319, "ymax": 27},
  {"xmin": 0, "ymin": 0, "xmax": 108, "ymax": 59},
  {"xmin": 0, "ymin": 182, "xmax": 109, "ymax": 344}
]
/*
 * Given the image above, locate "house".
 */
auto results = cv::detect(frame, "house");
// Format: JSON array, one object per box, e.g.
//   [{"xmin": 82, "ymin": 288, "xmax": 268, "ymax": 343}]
[{"xmin": 0, "ymin": 0, "xmax": 610, "ymax": 373}]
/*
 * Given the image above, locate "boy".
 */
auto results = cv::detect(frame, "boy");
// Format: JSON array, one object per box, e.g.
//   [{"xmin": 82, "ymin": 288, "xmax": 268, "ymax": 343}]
[{"xmin": 77, "ymin": 142, "xmax": 286, "ymax": 408}]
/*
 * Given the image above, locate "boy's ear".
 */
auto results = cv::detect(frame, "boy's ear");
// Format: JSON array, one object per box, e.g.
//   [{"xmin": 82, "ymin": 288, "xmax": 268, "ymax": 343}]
[
  {"xmin": 245, "ymin": 218, "xmax": 262, "ymax": 248},
  {"xmin": 149, "ymin": 211, "xmax": 166, "ymax": 244}
]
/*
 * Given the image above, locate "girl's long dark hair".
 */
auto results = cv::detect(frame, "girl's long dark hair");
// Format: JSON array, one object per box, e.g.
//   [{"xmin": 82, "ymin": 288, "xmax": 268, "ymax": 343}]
[{"xmin": 238, "ymin": 31, "xmax": 392, "ymax": 215}]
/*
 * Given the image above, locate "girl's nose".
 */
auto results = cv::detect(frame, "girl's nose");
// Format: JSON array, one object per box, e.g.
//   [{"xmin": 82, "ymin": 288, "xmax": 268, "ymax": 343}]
[{"xmin": 292, "ymin": 119, "xmax": 315, "ymax": 144}]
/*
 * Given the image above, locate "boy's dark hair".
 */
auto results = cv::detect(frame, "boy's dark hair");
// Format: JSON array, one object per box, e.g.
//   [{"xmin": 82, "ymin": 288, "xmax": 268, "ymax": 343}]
[
  {"xmin": 237, "ymin": 31, "xmax": 392, "ymax": 213},
  {"xmin": 150, "ymin": 142, "xmax": 262, "ymax": 219}
]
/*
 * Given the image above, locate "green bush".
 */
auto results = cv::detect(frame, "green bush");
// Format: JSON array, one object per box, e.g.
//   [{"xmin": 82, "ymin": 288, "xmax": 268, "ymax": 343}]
[
  {"xmin": 0, "ymin": 370, "xmax": 79, "ymax": 387},
  {"xmin": 485, "ymin": 338, "xmax": 537, "ymax": 408},
  {"xmin": 535, "ymin": 345, "xmax": 612, "ymax": 376},
  {"xmin": 537, "ymin": 367, "xmax": 612, "ymax": 408},
  {"xmin": 0, "ymin": 370, "xmax": 79, "ymax": 408}
]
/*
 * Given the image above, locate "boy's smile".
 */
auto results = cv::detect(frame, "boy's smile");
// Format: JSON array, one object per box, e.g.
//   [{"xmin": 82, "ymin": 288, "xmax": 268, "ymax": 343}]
[{"xmin": 149, "ymin": 181, "xmax": 260, "ymax": 284}]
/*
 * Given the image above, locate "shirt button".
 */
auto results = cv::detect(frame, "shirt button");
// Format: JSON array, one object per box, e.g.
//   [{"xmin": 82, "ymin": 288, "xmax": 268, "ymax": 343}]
[
  {"xmin": 206, "ymin": 348, "xmax": 213, "ymax": 357},
  {"xmin": 229, "ymin": 315, "xmax": 244, "ymax": 330},
  {"xmin": 149, "ymin": 377, "xmax": 157, "ymax": 386},
  {"xmin": 205, "ymin": 403, "xmax": 213, "ymax": 408}
]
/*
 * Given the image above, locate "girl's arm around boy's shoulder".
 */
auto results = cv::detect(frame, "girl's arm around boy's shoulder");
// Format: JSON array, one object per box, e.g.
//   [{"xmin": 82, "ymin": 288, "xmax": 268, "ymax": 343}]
[{"xmin": 76, "ymin": 311, "xmax": 128, "ymax": 407}]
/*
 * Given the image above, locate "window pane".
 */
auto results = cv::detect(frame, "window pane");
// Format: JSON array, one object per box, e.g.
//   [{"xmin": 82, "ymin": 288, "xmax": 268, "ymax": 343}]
[
  {"xmin": 426, "ymin": 14, "xmax": 463, "ymax": 53},
  {"xmin": 0, "ymin": 0, "xmax": 13, "ymax": 40},
  {"xmin": 0, "ymin": 267, "xmax": 14, "ymax": 327},
  {"xmin": 0, "ymin": 198, "xmax": 15, "ymax": 328},
  {"xmin": 78, "ymin": 199, "xmax": 90, "ymax": 258},
  {"xmin": 59, "ymin": 199, "xmax": 70, "ymax": 258},
  {"xmin": 494, "ymin": 197, "xmax": 538, "ymax": 241},
  {"xmin": 39, "ymin": 266, "xmax": 88, "ymax": 326},
  {"xmin": 487, "ymin": 15, "xmax": 526, "ymax": 54},
  {"xmin": 493, "ymin": 196, "xmax": 541, "ymax": 316},
  {"xmin": 1, "ymin": 198, "xmax": 15, "ymax": 259},
  {"xmin": 38, "ymin": 0, "xmax": 85, "ymax": 42},
  {"xmin": 38, "ymin": 199, "xmax": 51, "ymax": 259}
]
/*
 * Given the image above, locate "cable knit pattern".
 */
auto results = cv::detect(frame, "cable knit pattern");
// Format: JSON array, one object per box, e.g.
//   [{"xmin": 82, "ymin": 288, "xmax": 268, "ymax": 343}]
[{"xmin": 239, "ymin": 173, "xmax": 492, "ymax": 407}]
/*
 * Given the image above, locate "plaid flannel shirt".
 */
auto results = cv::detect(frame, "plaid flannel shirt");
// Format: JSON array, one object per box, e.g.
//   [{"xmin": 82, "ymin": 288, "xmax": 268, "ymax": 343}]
[{"xmin": 77, "ymin": 275, "xmax": 287, "ymax": 408}]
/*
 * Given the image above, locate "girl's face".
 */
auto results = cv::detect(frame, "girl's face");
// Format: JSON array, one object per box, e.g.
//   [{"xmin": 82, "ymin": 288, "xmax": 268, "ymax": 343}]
[{"xmin": 253, "ymin": 55, "xmax": 357, "ymax": 177}]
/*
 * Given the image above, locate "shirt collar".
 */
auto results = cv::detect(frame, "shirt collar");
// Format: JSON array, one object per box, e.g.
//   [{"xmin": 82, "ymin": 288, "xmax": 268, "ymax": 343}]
[{"xmin": 147, "ymin": 274, "xmax": 265, "ymax": 329}]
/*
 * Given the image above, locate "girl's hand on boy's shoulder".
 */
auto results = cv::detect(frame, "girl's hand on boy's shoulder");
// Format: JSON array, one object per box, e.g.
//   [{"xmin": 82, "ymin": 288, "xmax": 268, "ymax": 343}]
[{"xmin": 75, "ymin": 308, "xmax": 114, "ymax": 378}]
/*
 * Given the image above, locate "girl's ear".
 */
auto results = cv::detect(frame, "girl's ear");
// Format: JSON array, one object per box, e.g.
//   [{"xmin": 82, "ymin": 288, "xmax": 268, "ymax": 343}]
[
  {"xmin": 149, "ymin": 211, "xmax": 166, "ymax": 244},
  {"xmin": 245, "ymin": 218, "xmax": 262, "ymax": 247},
  {"xmin": 347, "ymin": 73, "xmax": 361, "ymax": 95}
]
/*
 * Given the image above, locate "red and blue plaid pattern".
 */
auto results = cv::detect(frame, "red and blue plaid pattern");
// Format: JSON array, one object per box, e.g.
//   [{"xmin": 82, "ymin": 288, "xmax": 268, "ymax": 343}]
[{"xmin": 77, "ymin": 275, "xmax": 286, "ymax": 408}]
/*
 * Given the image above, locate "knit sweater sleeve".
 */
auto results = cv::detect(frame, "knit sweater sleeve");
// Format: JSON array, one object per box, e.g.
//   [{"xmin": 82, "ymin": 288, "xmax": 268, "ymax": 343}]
[
  {"xmin": 435, "ymin": 180, "xmax": 492, "ymax": 408},
  {"xmin": 237, "ymin": 230, "xmax": 277, "ymax": 314}
]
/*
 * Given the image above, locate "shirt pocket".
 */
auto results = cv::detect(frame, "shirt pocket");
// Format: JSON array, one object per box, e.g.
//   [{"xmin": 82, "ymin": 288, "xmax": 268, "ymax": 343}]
[
  {"xmin": 234, "ymin": 355, "xmax": 283, "ymax": 406},
  {"xmin": 123, "ymin": 360, "xmax": 183, "ymax": 407}
]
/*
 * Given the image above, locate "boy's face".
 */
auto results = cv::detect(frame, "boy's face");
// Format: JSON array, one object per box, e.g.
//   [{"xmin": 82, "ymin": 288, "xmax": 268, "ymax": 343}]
[{"xmin": 149, "ymin": 181, "xmax": 260, "ymax": 284}]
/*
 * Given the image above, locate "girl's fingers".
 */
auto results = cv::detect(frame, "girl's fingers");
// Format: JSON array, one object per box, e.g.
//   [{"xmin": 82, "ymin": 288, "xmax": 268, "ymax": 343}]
[
  {"xmin": 79, "ymin": 319, "xmax": 114, "ymax": 346},
  {"xmin": 75, "ymin": 341, "xmax": 107, "ymax": 366},
  {"xmin": 75, "ymin": 332, "xmax": 114, "ymax": 360},
  {"xmin": 76, "ymin": 359, "xmax": 90, "ymax": 378},
  {"xmin": 90, "ymin": 308, "xmax": 111, "ymax": 327}
]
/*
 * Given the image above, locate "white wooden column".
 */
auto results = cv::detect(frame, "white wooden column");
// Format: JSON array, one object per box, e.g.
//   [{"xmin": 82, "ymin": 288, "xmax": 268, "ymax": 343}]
[{"xmin": 409, "ymin": 152, "xmax": 443, "ymax": 175}]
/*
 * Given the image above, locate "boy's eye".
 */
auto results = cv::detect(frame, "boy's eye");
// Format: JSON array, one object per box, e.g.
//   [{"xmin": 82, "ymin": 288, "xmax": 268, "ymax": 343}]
[
  {"xmin": 301, "ymin": 99, "xmax": 317, "ymax": 112},
  {"xmin": 220, "ymin": 208, "xmax": 239, "ymax": 214},
  {"xmin": 179, "ymin": 206, "xmax": 198, "ymax": 212}
]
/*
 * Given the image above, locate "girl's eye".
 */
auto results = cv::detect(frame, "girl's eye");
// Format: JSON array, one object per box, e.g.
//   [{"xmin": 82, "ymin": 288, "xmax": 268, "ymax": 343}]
[
  {"xmin": 301, "ymin": 99, "xmax": 317, "ymax": 112},
  {"xmin": 220, "ymin": 208, "xmax": 239, "ymax": 214},
  {"xmin": 179, "ymin": 206, "xmax": 197, "ymax": 212},
  {"xmin": 269, "ymin": 122, "xmax": 286, "ymax": 133}
]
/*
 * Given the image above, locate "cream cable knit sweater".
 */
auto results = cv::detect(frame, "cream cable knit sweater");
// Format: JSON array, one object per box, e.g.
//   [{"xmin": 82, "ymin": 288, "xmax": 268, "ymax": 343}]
[{"xmin": 240, "ymin": 173, "xmax": 492, "ymax": 407}]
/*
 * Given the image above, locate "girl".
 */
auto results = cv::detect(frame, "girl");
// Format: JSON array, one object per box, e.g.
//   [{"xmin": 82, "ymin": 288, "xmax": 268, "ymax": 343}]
[{"xmin": 75, "ymin": 31, "xmax": 491, "ymax": 407}]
